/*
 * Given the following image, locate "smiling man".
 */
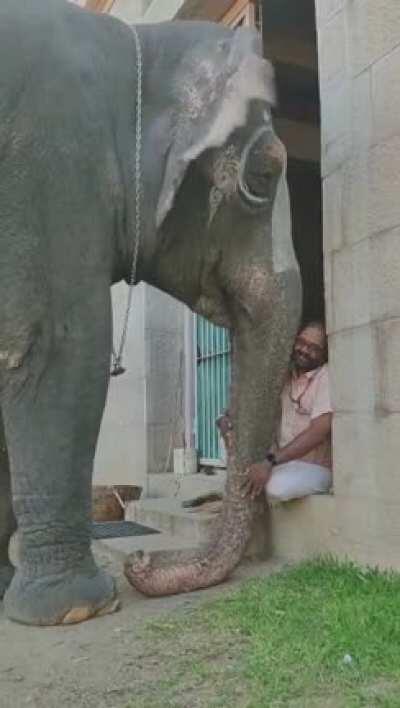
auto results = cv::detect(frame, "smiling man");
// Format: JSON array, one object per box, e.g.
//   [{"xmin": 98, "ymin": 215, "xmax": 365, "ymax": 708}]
[{"xmin": 245, "ymin": 320, "xmax": 333, "ymax": 502}]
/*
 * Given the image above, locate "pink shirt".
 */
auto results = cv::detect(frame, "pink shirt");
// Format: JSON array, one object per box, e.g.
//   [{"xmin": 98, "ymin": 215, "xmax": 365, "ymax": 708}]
[{"xmin": 278, "ymin": 364, "xmax": 333, "ymax": 470}]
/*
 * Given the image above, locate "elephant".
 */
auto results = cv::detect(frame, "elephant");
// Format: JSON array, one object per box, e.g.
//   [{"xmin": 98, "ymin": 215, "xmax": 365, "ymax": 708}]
[{"xmin": 0, "ymin": 0, "xmax": 301, "ymax": 626}]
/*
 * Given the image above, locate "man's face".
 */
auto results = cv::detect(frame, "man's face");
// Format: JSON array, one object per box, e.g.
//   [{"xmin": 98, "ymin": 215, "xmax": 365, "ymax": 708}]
[{"xmin": 291, "ymin": 325, "xmax": 326, "ymax": 373}]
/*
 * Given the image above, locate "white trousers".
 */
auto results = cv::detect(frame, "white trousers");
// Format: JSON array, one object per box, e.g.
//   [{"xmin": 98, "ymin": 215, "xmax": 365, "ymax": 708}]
[{"xmin": 265, "ymin": 460, "xmax": 332, "ymax": 502}]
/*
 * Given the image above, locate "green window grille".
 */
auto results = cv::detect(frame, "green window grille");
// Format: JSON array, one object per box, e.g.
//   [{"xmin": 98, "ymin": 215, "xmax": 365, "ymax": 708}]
[{"xmin": 195, "ymin": 316, "xmax": 231, "ymax": 464}]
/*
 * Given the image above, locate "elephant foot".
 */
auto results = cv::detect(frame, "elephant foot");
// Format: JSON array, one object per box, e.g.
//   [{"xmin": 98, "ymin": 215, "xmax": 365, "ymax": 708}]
[
  {"xmin": 0, "ymin": 562, "xmax": 14, "ymax": 599},
  {"xmin": 3, "ymin": 563, "xmax": 119, "ymax": 626}
]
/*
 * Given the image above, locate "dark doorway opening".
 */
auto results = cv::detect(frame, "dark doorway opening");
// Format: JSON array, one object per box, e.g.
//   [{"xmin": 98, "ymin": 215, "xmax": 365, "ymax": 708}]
[{"xmin": 262, "ymin": 0, "xmax": 323, "ymax": 324}]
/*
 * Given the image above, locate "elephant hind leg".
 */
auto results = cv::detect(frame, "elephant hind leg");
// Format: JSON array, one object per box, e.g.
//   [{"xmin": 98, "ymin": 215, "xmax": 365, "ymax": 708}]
[{"xmin": 0, "ymin": 408, "xmax": 16, "ymax": 598}]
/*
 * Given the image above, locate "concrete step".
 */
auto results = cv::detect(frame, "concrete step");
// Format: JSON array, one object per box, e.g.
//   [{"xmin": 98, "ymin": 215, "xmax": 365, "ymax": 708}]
[
  {"xmin": 125, "ymin": 497, "xmax": 217, "ymax": 543},
  {"xmin": 145, "ymin": 470, "xmax": 226, "ymax": 500},
  {"xmin": 95, "ymin": 531, "xmax": 200, "ymax": 566},
  {"xmin": 125, "ymin": 496, "xmax": 273, "ymax": 561}
]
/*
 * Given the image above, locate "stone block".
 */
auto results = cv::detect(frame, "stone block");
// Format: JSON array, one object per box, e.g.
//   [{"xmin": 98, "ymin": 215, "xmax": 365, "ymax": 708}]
[
  {"xmin": 351, "ymin": 69, "xmax": 373, "ymax": 153},
  {"xmin": 346, "ymin": 0, "xmax": 369, "ymax": 76},
  {"xmin": 323, "ymin": 251, "xmax": 334, "ymax": 334},
  {"xmin": 372, "ymin": 44, "xmax": 400, "ymax": 146},
  {"xmin": 367, "ymin": 536, "xmax": 400, "ymax": 571},
  {"xmin": 368, "ymin": 135, "xmax": 400, "ymax": 236},
  {"xmin": 370, "ymin": 498, "xmax": 400, "ymax": 540},
  {"xmin": 332, "ymin": 413, "xmax": 378, "ymax": 499},
  {"xmin": 328, "ymin": 495, "xmax": 372, "ymax": 550},
  {"xmin": 315, "ymin": 0, "xmax": 344, "ymax": 29},
  {"xmin": 270, "ymin": 495, "xmax": 338, "ymax": 561},
  {"xmin": 342, "ymin": 154, "xmax": 370, "ymax": 245},
  {"xmin": 320, "ymin": 77, "xmax": 352, "ymax": 176},
  {"xmin": 331, "ymin": 239, "xmax": 371, "ymax": 330},
  {"xmin": 376, "ymin": 319, "xmax": 400, "ymax": 413},
  {"xmin": 318, "ymin": 10, "xmax": 347, "ymax": 85},
  {"xmin": 323, "ymin": 167, "xmax": 344, "ymax": 254},
  {"xmin": 370, "ymin": 227, "xmax": 400, "ymax": 321},
  {"xmin": 334, "ymin": 411, "xmax": 400, "ymax": 502},
  {"xmin": 347, "ymin": 0, "xmax": 400, "ymax": 75},
  {"xmin": 329, "ymin": 326, "xmax": 377, "ymax": 413}
]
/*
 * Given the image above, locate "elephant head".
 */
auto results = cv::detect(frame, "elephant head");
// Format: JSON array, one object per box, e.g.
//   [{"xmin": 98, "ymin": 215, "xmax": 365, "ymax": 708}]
[{"xmin": 125, "ymin": 23, "xmax": 301, "ymax": 594}]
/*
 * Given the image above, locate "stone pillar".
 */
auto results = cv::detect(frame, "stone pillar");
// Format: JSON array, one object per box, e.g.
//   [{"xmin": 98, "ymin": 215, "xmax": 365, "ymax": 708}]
[{"xmin": 316, "ymin": 0, "xmax": 400, "ymax": 567}]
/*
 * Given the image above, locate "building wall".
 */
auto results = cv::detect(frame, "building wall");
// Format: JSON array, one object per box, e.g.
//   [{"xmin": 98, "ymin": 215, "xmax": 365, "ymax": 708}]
[
  {"xmin": 94, "ymin": 284, "xmax": 148, "ymax": 490},
  {"xmin": 143, "ymin": 0, "xmax": 185, "ymax": 22},
  {"xmin": 109, "ymin": 0, "xmax": 152, "ymax": 23},
  {"xmin": 317, "ymin": 0, "xmax": 400, "ymax": 567}
]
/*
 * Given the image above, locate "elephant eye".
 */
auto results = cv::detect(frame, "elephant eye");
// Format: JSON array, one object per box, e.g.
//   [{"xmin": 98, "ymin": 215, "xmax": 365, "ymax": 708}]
[
  {"xmin": 238, "ymin": 126, "xmax": 276, "ymax": 209},
  {"xmin": 243, "ymin": 170, "xmax": 272, "ymax": 199},
  {"xmin": 238, "ymin": 166, "xmax": 272, "ymax": 209}
]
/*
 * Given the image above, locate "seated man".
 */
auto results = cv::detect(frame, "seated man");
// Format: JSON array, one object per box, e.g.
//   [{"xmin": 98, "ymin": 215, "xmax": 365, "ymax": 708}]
[
  {"xmin": 218, "ymin": 321, "xmax": 332, "ymax": 502},
  {"xmin": 246, "ymin": 320, "xmax": 332, "ymax": 502}
]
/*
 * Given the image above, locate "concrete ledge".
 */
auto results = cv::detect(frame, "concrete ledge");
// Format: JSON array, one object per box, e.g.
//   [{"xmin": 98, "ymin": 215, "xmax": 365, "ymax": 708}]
[
  {"xmin": 126, "ymin": 493, "xmax": 338, "ymax": 564},
  {"xmin": 270, "ymin": 494, "xmax": 337, "ymax": 561}
]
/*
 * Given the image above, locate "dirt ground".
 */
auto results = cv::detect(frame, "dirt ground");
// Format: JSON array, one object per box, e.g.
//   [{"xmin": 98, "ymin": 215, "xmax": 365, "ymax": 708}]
[{"xmin": 0, "ymin": 544, "xmax": 283, "ymax": 708}]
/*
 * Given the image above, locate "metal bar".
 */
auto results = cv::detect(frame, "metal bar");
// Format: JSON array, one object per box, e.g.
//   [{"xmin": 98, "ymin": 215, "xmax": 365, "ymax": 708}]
[
  {"xmin": 200, "ymin": 457, "xmax": 227, "ymax": 469},
  {"xmin": 183, "ymin": 308, "xmax": 195, "ymax": 449},
  {"xmin": 198, "ymin": 317, "xmax": 205, "ymax": 458},
  {"xmin": 196, "ymin": 349, "xmax": 231, "ymax": 362},
  {"xmin": 211, "ymin": 324, "xmax": 217, "ymax": 458},
  {"xmin": 207, "ymin": 321, "xmax": 212, "ymax": 459}
]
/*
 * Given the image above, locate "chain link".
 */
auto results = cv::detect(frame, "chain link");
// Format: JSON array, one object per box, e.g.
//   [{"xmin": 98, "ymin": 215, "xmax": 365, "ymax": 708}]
[{"xmin": 111, "ymin": 25, "xmax": 143, "ymax": 376}]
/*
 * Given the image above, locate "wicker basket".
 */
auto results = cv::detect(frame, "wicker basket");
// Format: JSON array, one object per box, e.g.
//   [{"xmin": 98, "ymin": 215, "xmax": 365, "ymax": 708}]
[{"xmin": 92, "ymin": 485, "xmax": 142, "ymax": 522}]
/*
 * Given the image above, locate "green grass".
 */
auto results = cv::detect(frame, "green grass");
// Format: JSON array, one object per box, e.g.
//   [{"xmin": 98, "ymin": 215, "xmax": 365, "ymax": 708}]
[
  {"xmin": 206, "ymin": 557, "xmax": 400, "ymax": 706},
  {"xmin": 127, "ymin": 557, "xmax": 400, "ymax": 708}
]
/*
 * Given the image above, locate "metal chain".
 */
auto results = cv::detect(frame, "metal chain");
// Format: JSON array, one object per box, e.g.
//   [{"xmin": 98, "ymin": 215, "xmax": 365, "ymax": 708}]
[{"xmin": 111, "ymin": 24, "xmax": 143, "ymax": 376}]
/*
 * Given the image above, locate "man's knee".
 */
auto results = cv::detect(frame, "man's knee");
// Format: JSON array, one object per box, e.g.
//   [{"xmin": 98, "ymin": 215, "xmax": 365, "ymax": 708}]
[{"xmin": 265, "ymin": 468, "xmax": 294, "ymax": 502}]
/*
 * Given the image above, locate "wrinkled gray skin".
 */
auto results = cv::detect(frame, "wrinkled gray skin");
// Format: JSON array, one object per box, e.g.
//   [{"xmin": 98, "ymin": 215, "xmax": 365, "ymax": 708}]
[{"xmin": 0, "ymin": 0, "xmax": 301, "ymax": 625}]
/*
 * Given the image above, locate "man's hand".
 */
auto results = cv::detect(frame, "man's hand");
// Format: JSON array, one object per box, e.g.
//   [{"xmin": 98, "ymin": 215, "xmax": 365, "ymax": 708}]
[
  {"xmin": 245, "ymin": 460, "xmax": 273, "ymax": 500},
  {"xmin": 216, "ymin": 411, "xmax": 233, "ymax": 437}
]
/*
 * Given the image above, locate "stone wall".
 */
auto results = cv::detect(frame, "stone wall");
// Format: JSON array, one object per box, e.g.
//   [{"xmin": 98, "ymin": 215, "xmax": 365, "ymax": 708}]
[{"xmin": 317, "ymin": 0, "xmax": 400, "ymax": 567}]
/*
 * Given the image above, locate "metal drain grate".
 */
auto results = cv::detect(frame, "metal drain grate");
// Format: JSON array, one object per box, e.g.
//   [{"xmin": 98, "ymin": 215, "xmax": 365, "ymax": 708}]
[{"xmin": 92, "ymin": 521, "xmax": 160, "ymax": 540}]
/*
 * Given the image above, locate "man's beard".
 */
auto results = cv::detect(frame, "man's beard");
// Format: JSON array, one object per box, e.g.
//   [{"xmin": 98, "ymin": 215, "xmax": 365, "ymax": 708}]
[{"xmin": 290, "ymin": 349, "xmax": 321, "ymax": 373}]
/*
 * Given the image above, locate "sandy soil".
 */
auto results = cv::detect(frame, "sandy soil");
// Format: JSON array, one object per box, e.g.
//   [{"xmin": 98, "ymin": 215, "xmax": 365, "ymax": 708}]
[{"xmin": 0, "ymin": 543, "xmax": 283, "ymax": 708}]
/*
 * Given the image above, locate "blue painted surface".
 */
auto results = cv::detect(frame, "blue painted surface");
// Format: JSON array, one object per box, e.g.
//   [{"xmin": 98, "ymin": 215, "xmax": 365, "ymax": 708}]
[{"xmin": 195, "ymin": 316, "xmax": 231, "ymax": 462}]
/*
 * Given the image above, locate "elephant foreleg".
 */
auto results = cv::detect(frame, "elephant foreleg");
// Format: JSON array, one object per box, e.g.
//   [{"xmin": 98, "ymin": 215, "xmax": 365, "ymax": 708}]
[
  {"xmin": 0, "ymin": 410, "xmax": 16, "ymax": 598},
  {"xmin": 2, "ymin": 286, "xmax": 119, "ymax": 625}
]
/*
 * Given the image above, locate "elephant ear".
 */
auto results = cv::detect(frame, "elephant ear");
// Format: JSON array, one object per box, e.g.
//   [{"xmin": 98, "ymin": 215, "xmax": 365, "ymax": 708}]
[{"xmin": 156, "ymin": 27, "xmax": 276, "ymax": 229}]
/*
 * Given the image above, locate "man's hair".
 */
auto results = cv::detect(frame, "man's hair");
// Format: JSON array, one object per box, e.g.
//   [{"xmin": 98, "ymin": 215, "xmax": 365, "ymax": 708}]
[{"xmin": 297, "ymin": 320, "xmax": 328, "ymax": 363}]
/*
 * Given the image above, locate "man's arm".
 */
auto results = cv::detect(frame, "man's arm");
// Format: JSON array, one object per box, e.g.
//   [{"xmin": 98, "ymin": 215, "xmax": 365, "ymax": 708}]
[
  {"xmin": 274, "ymin": 413, "xmax": 332, "ymax": 465},
  {"xmin": 246, "ymin": 413, "xmax": 332, "ymax": 499}
]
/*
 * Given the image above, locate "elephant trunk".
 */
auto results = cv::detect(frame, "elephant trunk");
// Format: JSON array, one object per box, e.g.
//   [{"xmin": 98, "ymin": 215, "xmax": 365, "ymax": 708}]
[{"xmin": 124, "ymin": 269, "xmax": 300, "ymax": 596}]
